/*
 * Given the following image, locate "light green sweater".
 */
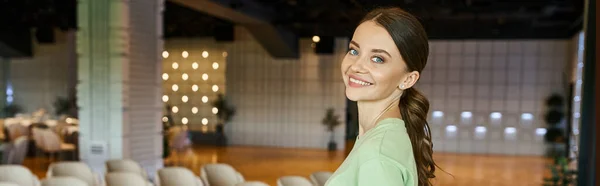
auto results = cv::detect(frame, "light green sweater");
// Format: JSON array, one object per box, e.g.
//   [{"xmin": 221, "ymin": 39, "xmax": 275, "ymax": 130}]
[{"xmin": 325, "ymin": 118, "xmax": 418, "ymax": 186}]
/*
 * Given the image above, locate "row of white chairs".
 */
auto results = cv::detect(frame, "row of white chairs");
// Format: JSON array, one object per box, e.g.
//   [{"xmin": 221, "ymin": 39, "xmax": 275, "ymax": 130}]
[{"xmin": 0, "ymin": 159, "xmax": 332, "ymax": 186}]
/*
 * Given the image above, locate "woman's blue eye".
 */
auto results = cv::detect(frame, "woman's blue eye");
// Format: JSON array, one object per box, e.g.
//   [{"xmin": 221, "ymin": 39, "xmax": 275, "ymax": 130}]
[
  {"xmin": 371, "ymin": 56, "xmax": 384, "ymax": 63},
  {"xmin": 349, "ymin": 49, "xmax": 358, "ymax": 56}
]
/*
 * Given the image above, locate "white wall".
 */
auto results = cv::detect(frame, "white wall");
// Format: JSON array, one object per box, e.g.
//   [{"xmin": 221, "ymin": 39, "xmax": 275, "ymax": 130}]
[
  {"xmin": 225, "ymin": 28, "xmax": 347, "ymax": 149},
  {"xmin": 421, "ymin": 40, "xmax": 570, "ymax": 156},
  {"xmin": 8, "ymin": 30, "xmax": 77, "ymax": 114}
]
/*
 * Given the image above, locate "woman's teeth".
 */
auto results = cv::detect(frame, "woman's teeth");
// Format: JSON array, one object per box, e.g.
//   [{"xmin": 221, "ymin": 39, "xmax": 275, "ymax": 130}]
[{"xmin": 350, "ymin": 78, "xmax": 372, "ymax": 86}]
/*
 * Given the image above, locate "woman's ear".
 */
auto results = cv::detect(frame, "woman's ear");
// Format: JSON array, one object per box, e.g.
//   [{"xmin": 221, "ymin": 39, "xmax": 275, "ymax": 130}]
[{"xmin": 398, "ymin": 71, "xmax": 420, "ymax": 90}]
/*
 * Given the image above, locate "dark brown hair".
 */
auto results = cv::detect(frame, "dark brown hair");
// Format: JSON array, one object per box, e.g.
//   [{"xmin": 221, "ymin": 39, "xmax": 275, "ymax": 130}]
[{"xmin": 361, "ymin": 7, "xmax": 436, "ymax": 186}]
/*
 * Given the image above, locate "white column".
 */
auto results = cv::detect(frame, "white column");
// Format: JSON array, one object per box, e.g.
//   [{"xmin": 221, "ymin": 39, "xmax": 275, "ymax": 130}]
[{"xmin": 77, "ymin": 0, "xmax": 164, "ymax": 178}]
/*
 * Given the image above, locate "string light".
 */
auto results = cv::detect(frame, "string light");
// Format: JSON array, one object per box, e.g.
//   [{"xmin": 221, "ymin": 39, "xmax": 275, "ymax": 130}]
[
  {"xmin": 182, "ymin": 51, "xmax": 189, "ymax": 58},
  {"xmin": 212, "ymin": 62, "xmax": 219, "ymax": 70},
  {"xmin": 182, "ymin": 73, "xmax": 189, "ymax": 80},
  {"xmin": 162, "ymin": 51, "xmax": 169, "ymax": 58},
  {"xmin": 162, "ymin": 73, "xmax": 169, "ymax": 80},
  {"xmin": 202, "ymin": 96, "xmax": 208, "ymax": 103},
  {"xmin": 162, "ymin": 95, "xmax": 169, "ymax": 102},
  {"xmin": 202, "ymin": 51, "xmax": 209, "ymax": 58},
  {"xmin": 192, "ymin": 84, "xmax": 198, "ymax": 92},
  {"xmin": 202, "ymin": 73, "xmax": 209, "ymax": 81},
  {"xmin": 172, "ymin": 84, "xmax": 179, "ymax": 92},
  {"xmin": 192, "ymin": 107, "xmax": 198, "ymax": 114},
  {"xmin": 192, "ymin": 62, "xmax": 199, "ymax": 69},
  {"xmin": 172, "ymin": 62, "xmax": 179, "ymax": 69},
  {"xmin": 212, "ymin": 107, "xmax": 218, "ymax": 114},
  {"xmin": 172, "ymin": 106, "xmax": 179, "ymax": 113},
  {"xmin": 212, "ymin": 85, "xmax": 219, "ymax": 92},
  {"xmin": 202, "ymin": 118, "xmax": 208, "ymax": 125},
  {"xmin": 182, "ymin": 95, "xmax": 189, "ymax": 103}
]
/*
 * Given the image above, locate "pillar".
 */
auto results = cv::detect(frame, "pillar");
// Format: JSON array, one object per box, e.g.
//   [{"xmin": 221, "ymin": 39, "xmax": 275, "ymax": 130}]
[
  {"xmin": 77, "ymin": 0, "xmax": 164, "ymax": 178},
  {"xmin": 0, "ymin": 58, "xmax": 8, "ymax": 117}
]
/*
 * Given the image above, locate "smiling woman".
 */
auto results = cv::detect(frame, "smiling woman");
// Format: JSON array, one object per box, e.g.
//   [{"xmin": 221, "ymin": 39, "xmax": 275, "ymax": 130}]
[{"xmin": 326, "ymin": 7, "xmax": 435, "ymax": 186}]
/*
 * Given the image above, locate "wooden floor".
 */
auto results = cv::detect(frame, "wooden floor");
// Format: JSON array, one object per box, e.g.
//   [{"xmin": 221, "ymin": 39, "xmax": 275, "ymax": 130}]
[{"xmin": 25, "ymin": 145, "xmax": 550, "ymax": 186}]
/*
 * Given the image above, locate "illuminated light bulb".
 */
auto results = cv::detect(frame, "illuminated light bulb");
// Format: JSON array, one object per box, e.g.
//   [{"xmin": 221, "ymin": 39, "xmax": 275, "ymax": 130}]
[
  {"xmin": 182, "ymin": 95, "xmax": 188, "ymax": 103},
  {"xmin": 162, "ymin": 95, "xmax": 169, "ymax": 102},
  {"xmin": 475, "ymin": 126, "xmax": 487, "ymax": 133},
  {"xmin": 202, "ymin": 96, "xmax": 208, "ymax": 103},
  {"xmin": 182, "ymin": 73, "xmax": 188, "ymax": 80},
  {"xmin": 172, "ymin": 106, "xmax": 179, "ymax": 113},
  {"xmin": 521, "ymin": 113, "xmax": 533, "ymax": 120},
  {"xmin": 222, "ymin": 52, "xmax": 228, "ymax": 57},
  {"xmin": 182, "ymin": 51, "xmax": 189, "ymax": 58},
  {"xmin": 505, "ymin": 127, "xmax": 516, "ymax": 134},
  {"xmin": 172, "ymin": 84, "xmax": 179, "ymax": 92},
  {"xmin": 202, "ymin": 118, "xmax": 208, "ymax": 125},
  {"xmin": 162, "ymin": 73, "xmax": 169, "ymax": 80},
  {"xmin": 461, "ymin": 111, "xmax": 472, "ymax": 118},
  {"xmin": 535, "ymin": 128, "xmax": 547, "ymax": 136},
  {"xmin": 432, "ymin": 111, "xmax": 443, "ymax": 117},
  {"xmin": 212, "ymin": 107, "xmax": 218, "ymax": 114},
  {"xmin": 490, "ymin": 112, "xmax": 502, "ymax": 119},
  {"xmin": 182, "ymin": 117, "xmax": 188, "ymax": 125},
  {"xmin": 172, "ymin": 62, "xmax": 179, "ymax": 69},
  {"xmin": 202, "ymin": 73, "xmax": 209, "ymax": 81},
  {"xmin": 162, "ymin": 51, "xmax": 169, "ymax": 58},
  {"xmin": 212, "ymin": 85, "xmax": 219, "ymax": 92},
  {"xmin": 212, "ymin": 62, "xmax": 219, "ymax": 70},
  {"xmin": 202, "ymin": 51, "xmax": 209, "ymax": 58},
  {"xmin": 192, "ymin": 107, "xmax": 198, "ymax": 114},
  {"xmin": 192, "ymin": 62, "xmax": 199, "ymax": 69},
  {"xmin": 446, "ymin": 125, "xmax": 457, "ymax": 132},
  {"xmin": 162, "ymin": 117, "xmax": 168, "ymax": 122},
  {"xmin": 312, "ymin": 36, "xmax": 320, "ymax": 43},
  {"xmin": 192, "ymin": 84, "xmax": 199, "ymax": 92}
]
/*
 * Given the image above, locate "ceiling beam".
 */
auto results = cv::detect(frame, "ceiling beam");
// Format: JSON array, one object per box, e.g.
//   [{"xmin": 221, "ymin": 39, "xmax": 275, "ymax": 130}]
[{"xmin": 168, "ymin": 0, "xmax": 299, "ymax": 58}]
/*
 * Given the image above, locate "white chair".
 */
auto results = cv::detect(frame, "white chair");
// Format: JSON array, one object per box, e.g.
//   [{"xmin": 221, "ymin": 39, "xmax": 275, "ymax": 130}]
[
  {"xmin": 106, "ymin": 172, "xmax": 152, "ymax": 186},
  {"xmin": 310, "ymin": 171, "xmax": 332, "ymax": 186},
  {"xmin": 47, "ymin": 162, "xmax": 99, "ymax": 186},
  {"xmin": 0, "ymin": 165, "xmax": 40, "ymax": 186},
  {"xmin": 106, "ymin": 159, "xmax": 149, "ymax": 180},
  {"xmin": 200, "ymin": 163, "xmax": 245, "ymax": 186},
  {"xmin": 6, "ymin": 123, "xmax": 28, "ymax": 141},
  {"xmin": 7, "ymin": 136, "xmax": 29, "ymax": 164},
  {"xmin": 277, "ymin": 176, "xmax": 312, "ymax": 186},
  {"xmin": 32, "ymin": 128, "xmax": 76, "ymax": 162},
  {"xmin": 156, "ymin": 167, "xmax": 203, "ymax": 186},
  {"xmin": 41, "ymin": 177, "xmax": 89, "ymax": 186},
  {"xmin": 0, "ymin": 182, "xmax": 19, "ymax": 186},
  {"xmin": 235, "ymin": 181, "xmax": 270, "ymax": 186}
]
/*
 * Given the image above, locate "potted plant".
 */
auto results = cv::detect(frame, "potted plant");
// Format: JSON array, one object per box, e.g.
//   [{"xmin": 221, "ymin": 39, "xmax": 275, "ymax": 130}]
[
  {"xmin": 543, "ymin": 94, "xmax": 566, "ymax": 157},
  {"xmin": 322, "ymin": 108, "xmax": 342, "ymax": 151},
  {"xmin": 53, "ymin": 96, "xmax": 78, "ymax": 118},
  {"xmin": 2, "ymin": 104, "xmax": 22, "ymax": 118},
  {"xmin": 211, "ymin": 93, "xmax": 236, "ymax": 146}
]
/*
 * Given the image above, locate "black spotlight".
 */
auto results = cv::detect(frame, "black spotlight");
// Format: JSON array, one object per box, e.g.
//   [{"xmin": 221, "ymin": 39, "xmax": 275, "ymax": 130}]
[
  {"xmin": 35, "ymin": 26, "xmax": 55, "ymax": 44},
  {"xmin": 214, "ymin": 24, "xmax": 234, "ymax": 42},
  {"xmin": 314, "ymin": 36, "xmax": 335, "ymax": 54}
]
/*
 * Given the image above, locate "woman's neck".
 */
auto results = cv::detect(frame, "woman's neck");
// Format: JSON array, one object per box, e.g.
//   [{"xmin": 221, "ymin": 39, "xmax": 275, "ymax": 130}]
[{"xmin": 357, "ymin": 95, "xmax": 402, "ymax": 136}]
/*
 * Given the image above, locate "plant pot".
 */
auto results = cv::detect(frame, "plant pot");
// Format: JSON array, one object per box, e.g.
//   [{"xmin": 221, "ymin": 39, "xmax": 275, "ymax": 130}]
[{"xmin": 328, "ymin": 141, "xmax": 337, "ymax": 151}]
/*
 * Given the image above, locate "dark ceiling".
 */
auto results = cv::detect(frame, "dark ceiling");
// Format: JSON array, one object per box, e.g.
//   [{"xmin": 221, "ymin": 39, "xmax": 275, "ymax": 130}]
[{"xmin": 165, "ymin": 0, "xmax": 584, "ymax": 39}]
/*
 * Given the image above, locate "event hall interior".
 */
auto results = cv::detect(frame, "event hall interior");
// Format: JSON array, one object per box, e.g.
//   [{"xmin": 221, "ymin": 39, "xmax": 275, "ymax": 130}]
[{"xmin": 0, "ymin": 0, "xmax": 597, "ymax": 185}]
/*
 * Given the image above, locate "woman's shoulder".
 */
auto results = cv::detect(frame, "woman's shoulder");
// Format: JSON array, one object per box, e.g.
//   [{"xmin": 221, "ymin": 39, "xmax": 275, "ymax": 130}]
[{"xmin": 357, "ymin": 118, "xmax": 416, "ymax": 169}]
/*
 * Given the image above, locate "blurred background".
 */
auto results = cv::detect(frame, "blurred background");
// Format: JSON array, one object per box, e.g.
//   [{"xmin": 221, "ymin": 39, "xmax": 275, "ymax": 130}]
[{"xmin": 0, "ymin": 0, "xmax": 597, "ymax": 186}]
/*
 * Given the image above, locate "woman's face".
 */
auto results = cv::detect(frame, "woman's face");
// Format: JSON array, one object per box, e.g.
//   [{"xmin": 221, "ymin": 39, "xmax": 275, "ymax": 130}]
[{"xmin": 341, "ymin": 20, "xmax": 411, "ymax": 101}]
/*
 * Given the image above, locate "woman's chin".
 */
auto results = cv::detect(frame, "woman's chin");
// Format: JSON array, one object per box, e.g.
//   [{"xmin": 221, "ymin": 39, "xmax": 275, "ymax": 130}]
[{"xmin": 346, "ymin": 90, "xmax": 369, "ymax": 102}]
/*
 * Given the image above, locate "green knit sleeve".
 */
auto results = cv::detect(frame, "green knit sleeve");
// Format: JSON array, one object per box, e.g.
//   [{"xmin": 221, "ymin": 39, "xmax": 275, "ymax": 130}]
[{"xmin": 357, "ymin": 158, "xmax": 411, "ymax": 186}]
